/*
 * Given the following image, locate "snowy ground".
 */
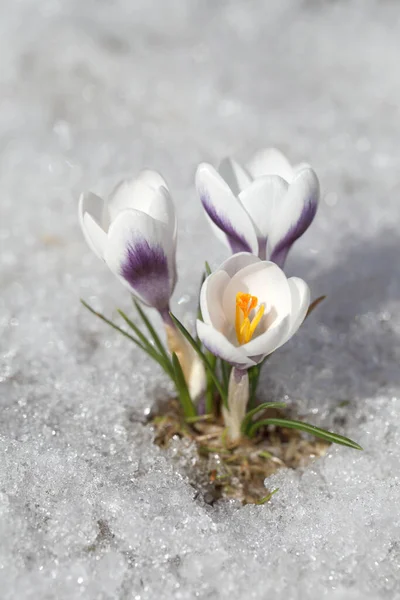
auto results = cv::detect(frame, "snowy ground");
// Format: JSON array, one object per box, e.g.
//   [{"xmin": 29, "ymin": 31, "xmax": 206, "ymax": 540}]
[{"xmin": 1, "ymin": 0, "xmax": 400, "ymax": 598}]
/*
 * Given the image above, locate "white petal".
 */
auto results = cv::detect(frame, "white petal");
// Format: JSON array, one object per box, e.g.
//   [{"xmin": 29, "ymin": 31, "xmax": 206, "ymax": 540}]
[
  {"xmin": 268, "ymin": 168, "xmax": 320, "ymax": 268},
  {"xmin": 217, "ymin": 252, "xmax": 261, "ymax": 278},
  {"xmin": 294, "ymin": 162, "xmax": 311, "ymax": 174},
  {"xmin": 196, "ymin": 321, "xmax": 256, "ymax": 368},
  {"xmin": 196, "ymin": 163, "xmax": 258, "ymax": 255},
  {"xmin": 218, "ymin": 157, "xmax": 253, "ymax": 196},
  {"xmin": 107, "ymin": 170, "xmax": 170, "ymax": 223},
  {"xmin": 241, "ymin": 314, "xmax": 291, "ymax": 357},
  {"xmin": 200, "ymin": 270, "xmax": 230, "ymax": 331},
  {"xmin": 134, "ymin": 169, "xmax": 168, "ymax": 190},
  {"xmin": 246, "ymin": 148, "xmax": 294, "ymax": 182},
  {"xmin": 104, "ymin": 209, "xmax": 176, "ymax": 309},
  {"xmin": 238, "ymin": 175, "xmax": 288, "ymax": 239},
  {"xmin": 78, "ymin": 192, "xmax": 108, "ymax": 259},
  {"xmin": 222, "ymin": 261, "xmax": 291, "ymax": 328},
  {"xmin": 283, "ymin": 277, "xmax": 310, "ymax": 343}
]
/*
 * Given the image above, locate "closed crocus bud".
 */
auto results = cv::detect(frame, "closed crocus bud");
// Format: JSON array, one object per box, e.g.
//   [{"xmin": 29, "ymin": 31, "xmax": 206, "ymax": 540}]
[
  {"xmin": 79, "ymin": 170, "xmax": 206, "ymax": 401},
  {"xmin": 196, "ymin": 148, "xmax": 320, "ymax": 268},
  {"xmin": 196, "ymin": 253, "xmax": 310, "ymax": 370},
  {"xmin": 79, "ymin": 169, "xmax": 177, "ymax": 314}
]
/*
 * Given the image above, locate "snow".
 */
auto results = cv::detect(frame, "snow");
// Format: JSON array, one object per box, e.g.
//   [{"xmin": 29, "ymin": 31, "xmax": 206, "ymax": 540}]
[{"xmin": 1, "ymin": 0, "xmax": 400, "ymax": 598}]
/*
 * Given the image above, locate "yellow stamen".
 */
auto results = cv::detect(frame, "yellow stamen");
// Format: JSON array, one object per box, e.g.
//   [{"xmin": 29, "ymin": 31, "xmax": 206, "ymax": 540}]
[{"xmin": 235, "ymin": 292, "xmax": 265, "ymax": 345}]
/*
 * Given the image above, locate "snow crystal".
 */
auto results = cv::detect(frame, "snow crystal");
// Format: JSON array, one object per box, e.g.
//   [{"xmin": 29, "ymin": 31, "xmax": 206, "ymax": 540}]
[{"xmin": 1, "ymin": 0, "xmax": 400, "ymax": 598}]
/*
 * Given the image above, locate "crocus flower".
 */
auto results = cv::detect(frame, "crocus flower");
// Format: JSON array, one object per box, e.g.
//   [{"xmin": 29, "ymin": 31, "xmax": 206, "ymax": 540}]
[
  {"xmin": 79, "ymin": 171, "xmax": 206, "ymax": 399},
  {"xmin": 79, "ymin": 169, "xmax": 177, "ymax": 316},
  {"xmin": 196, "ymin": 253, "xmax": 310, "ymax": 370},
  {"xmin": 195, "ymin": 148, "xmax": 320, "ymax": 268}
]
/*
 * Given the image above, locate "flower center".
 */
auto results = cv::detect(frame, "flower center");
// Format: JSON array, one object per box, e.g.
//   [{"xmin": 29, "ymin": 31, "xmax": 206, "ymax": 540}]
[{"xmin": 235, "ymin": 292, "xmax": 265, "ymax": 345}]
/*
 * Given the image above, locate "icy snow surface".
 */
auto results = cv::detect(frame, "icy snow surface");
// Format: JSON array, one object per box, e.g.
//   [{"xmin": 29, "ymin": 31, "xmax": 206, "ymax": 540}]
[{"xmin": 1, "ymin": 0, "xmax": 400, "ymax": 598}]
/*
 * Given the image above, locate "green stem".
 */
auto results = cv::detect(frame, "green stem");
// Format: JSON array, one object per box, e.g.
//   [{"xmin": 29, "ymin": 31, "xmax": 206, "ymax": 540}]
[{"xmin": 205, "ymin": 352, "xmax": 217, "ymax": 414}]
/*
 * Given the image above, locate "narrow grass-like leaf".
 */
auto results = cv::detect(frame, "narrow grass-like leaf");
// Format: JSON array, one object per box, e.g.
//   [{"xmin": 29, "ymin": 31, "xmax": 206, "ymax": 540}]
[
  {"xmin": 117, "ymin": 309, "xmax": 153, "ymax": 349},
  {"xmin": 205, "ymin": 351, "xmax": 217, "ymax": 415},
  {"xmin": 133, "ymin": 300, "xmax": 171, "ymax": 366},
  {"xmin": 258, "ymin": 450, "xmax": 273, "ymax": 459},
  {"xmin": 199, "ymin": 446, "xmax": 231, "ymax": 456},
  {"xmin": 306, "ymin": 295, "xmax": 326, "ymax": 319},
  {"xmin": 248, "ymin": 354, "xmax": 273, "ymax": 407},
  {"xmin": 248, "ymin": 417, "xmax": 363, "ymax": 450},
  {"xmin": 172, "ymin": 352, "xmax": 197, "ymax": 419},
  {"xmin": 185, "ymin": 414, "xmax": 213, "ymax": 424},
  {"xmin": 118, "ymin": 308, "xmax": 174, "ymax": 379},
  {"xmin": 220, "ymin": 359, "xmax": 231, "ymax": 396},
  {"xmin": 169, "ymin": 313, "xmax": 227, "ymax": 406},
  {"xmin": 241, "ymin": 402, "xmax": 287, "ymax": 435},
  {"xmin": 255, "ymin": 488, "xmax": 279, "ymax": 505},
  {"xmin": 197, "ymin": 272, "xmax": 206, "ymax": 323},
  {"xmin": 247, "ymin": 364, "xmax": 261, "ymax": 409},
  {"xmin": 204, "ymin": 261, "xmax": 212, "ymax": 276},
  {"xmin": 81, "ymin": 300, "xmax": 173, "ymax": 378}
]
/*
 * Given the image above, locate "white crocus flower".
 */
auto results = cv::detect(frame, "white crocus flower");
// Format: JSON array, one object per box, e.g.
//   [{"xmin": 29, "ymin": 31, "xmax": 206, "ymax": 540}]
[
  {"xmin": 79, "ymin": 169, "xmax": 177, "ymax": 314},
  {"xmin": 79, "ymin": 170, "xmax": 206, "ymax": 401},
  {"xmin": 196, "ymin": 252, "xmax": 310, "ymax": 441},
  {"xmin": 196, "ymin": 148, "xmax": 320, "ymax": 268}
]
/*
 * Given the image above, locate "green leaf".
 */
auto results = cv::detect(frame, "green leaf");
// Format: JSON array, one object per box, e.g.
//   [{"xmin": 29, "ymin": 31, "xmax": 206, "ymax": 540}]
[
  {"xmin": 118, "ymin": 308, "xmax": 174, "ymax": 379},
  {"xmin": 81, "ymin": 300, "xmax": 174, "ymax": 379},
  {"xmin": 172, "ymin": 352, "xmax": 197, "ymax": 420},
  {"xmin": 117, "ymin": 309, "xmax": 152, "ymax": 348},
  {"xmin": 185, "ymin": 414, "xmax": 213, "ymax": 424},
  {"xmin": 220, "ymin": 359, "xmax": 231, "ymax": 394},
  {"xmin": 258, "ymin": 450, "xmax": 273, "ymax": 459},
  {"xmin": 247, "ymin": 364, "xmax": 261, "ymax": 409},
  {"xmin": 169, "ymin": 313, "xmax": 228, "ymax": 406},
  {"xmin": 205, "ymin": 351, "xmax": 217, "ymax": 415},
  {"xmin": 133, "ymin": 300, "xmax": 171, "ymax": 365},
  {"xmin": 241, "ymin": 402, "xmax": 287, "ymax": 435},
  {"xmin": 204, "ymin": 261, "xmax": 212, "ymax": 276},
  {"xmin": 197, "ymin": 272, "xmax": 206, "ymax": 323},
  {"xmin": 255, "ymin": 488, "xmax": 279, "ymax": 505},
  {"xmin": 248, "ymin": 417, "xmax": 363, "ymax": 450},
  {"xmin": 306, "ymin": 295, "xmax": 326, "ymax": 319}
]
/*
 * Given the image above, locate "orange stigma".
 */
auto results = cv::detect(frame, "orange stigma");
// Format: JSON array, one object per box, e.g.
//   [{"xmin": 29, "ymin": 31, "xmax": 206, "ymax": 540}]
[{"xmin": 235, "ymin": 292, "xmax": 265, "ymax": 345}]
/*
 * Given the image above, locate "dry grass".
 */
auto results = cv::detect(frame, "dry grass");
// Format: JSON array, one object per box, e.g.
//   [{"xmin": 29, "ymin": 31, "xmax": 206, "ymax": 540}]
[{"xmin": 150, "ymin": 399, "xmax": 329, "ymax": 505}]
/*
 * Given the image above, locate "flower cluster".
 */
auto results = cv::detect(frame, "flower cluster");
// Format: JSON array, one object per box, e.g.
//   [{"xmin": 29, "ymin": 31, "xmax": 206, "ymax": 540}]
[{"xmin": 79, "ymin": 148, "xmax": 361, "ymax": 451}]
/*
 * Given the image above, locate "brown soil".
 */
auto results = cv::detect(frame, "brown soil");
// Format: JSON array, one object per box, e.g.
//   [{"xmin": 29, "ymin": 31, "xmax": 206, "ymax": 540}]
[{"xmin": 150, "ymin": 399, "xmax": 329, "ymax": 505}]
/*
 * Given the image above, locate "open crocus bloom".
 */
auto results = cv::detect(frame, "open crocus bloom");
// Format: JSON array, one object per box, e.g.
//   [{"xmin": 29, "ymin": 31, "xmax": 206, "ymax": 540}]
[
  {"xmin": 79, "ymin": 170, "xmax": 177, "ymax": 313},
  {"xmin": 196, "ymin": 148, "xmax": 320, "ymax": 268},
  {"xmin": 196, "ymin": 253, "xmax": 310, "ymax": 369}
]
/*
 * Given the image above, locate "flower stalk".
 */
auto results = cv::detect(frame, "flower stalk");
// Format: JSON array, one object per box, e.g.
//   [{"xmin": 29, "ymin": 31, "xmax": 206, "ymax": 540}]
[{"xmin": 223, "ymin": 368, "xmax": 249, "ymax": 443}]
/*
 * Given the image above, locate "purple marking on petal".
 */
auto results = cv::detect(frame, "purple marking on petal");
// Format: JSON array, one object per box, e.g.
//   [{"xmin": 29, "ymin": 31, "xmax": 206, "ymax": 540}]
[
  {"xmin": 269, "ymin": 194, "xmax": 318, "ymax": 268},
  {"xmin": 121, "ymin": 238, "xmax": 172, "ymax": 310},
  {"xmin": 200, "ymin": 190, "xmax": 253, "ymax": 254}
]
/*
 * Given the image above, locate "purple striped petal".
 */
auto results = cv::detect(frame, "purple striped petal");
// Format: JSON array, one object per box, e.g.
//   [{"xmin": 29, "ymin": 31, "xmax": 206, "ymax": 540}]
[
  {"xmin": 104, "ymin": 209, "xmax": 176, "ymax": 310},
  {"xmin": 201, "ymin": 190, "xmax": 253, "ymax": 254},
  {"xmin": 121, "ymin": 238, "xmax": 172, "ymax": 310},
  {"xmin": 196, "ymin": 163, "xmax": 258, "ymax": 256},
  {"xmin": 268, "ymin": 168, "xmax": 319, "ymax": 268},
  {"xmin": 269, "ymin": 197, "xmax": 318, "ymax": 267}
]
